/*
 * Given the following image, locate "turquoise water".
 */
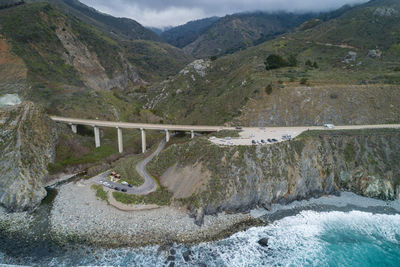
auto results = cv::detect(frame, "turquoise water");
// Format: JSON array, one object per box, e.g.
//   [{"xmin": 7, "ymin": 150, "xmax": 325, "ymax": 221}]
[{"xmin": 1, "ymin": 210, "xmax": 399, "ymax": 266}]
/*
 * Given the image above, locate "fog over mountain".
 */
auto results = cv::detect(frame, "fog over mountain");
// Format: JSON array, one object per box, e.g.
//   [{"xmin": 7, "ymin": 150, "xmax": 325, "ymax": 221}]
[{"xmin": 80, "ymin": 0, "xmax": 368, "ymax": 28}]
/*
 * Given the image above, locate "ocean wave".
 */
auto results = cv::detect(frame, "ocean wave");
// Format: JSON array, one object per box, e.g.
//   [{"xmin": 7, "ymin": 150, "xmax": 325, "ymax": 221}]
[{"xmin": 1, "ymin": 210, "xmax": 400, "ymax": 266}]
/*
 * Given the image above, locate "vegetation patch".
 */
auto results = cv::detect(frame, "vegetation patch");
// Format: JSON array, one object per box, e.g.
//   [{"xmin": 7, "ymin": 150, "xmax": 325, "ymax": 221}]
[
  {"xmin": 91, "ymin": 184, "xmax": 108, "ymax": 202},
  {"xmin": 112, "ymin": 155, "xmax": 145, "ymax": 186},
  {"xmin": 344, "ymin": 143, "xmax": 355, "ymax": 162},
  {"xmin": 113, "ymin": 187, "xmax": 172, "ymax": 206}
]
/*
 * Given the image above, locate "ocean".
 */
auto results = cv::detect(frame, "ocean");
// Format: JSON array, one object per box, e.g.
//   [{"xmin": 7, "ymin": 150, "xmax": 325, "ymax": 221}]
[{"xmin": 1, "ymin": 209, "xmax": 399, "ymax": 266}]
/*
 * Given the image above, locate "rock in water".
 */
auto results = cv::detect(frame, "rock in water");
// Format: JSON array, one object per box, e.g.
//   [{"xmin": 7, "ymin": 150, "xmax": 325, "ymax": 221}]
[
  {"xmin": 258, "ymin": 238, "xmax": 269, "ymax": 247},
  {"xmin": 0, "ymin": 102, "xmax": 57, "ymax": 211}
]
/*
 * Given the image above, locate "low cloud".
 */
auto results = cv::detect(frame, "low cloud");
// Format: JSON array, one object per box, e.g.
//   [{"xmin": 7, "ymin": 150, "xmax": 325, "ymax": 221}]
[{"xmin": 80, "ymin": 0, "xmax": 368, "ymax": 28}]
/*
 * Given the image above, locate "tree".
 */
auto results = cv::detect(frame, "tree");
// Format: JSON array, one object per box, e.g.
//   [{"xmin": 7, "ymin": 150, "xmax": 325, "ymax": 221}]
[
  {"xmin": 265, "ymin": 54, "xmax": 287, "ymax": 70},
  {"xmin": 287, "ymin": 55, "xmax": 298, "ymax": 67},
  {"xmin": 305, "ymin": 60, "xmax": 313, "ymax": 68}
]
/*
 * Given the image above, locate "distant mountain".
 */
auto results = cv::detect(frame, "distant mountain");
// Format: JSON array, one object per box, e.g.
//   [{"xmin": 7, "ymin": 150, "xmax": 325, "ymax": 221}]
[
  {"xmin": 161, "ymin": 17, "xmax": 220, "ymax": 48},
  {"xmin": 167, "ymin": 12, "xmax": 314, "ymax": 58}
]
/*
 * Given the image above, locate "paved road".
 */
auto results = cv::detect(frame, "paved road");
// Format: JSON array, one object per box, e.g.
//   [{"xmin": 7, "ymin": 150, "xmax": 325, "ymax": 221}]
[
  {"xmin": 51, "ymin": 116, "xmax": 230, "ymax": 132},
  {"xmin": 97, "ymin": 140, "xmax": 166, "ymax": 195}
]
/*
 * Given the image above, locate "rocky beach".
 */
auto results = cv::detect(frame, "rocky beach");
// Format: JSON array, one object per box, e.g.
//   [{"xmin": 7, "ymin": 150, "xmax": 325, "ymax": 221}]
[{"xmin": 48, "ymin": 175, "xmax": 260, "ymax": 247}]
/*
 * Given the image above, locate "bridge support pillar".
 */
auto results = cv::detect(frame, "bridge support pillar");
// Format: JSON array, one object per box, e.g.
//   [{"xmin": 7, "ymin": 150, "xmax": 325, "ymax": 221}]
[
  {"xmin": 71, "ymin": 124, "xmax": 77, "ymax": 134},
  {"xmin": 165, "ymin": 129, "xmax": 170, "ymax": 142},
  {"xmin": 141, "ymin": 128, "xmax": 146, "ymax": 153},
  {"xmin": 191, "ymin": 130, "xmax": 195, "ymax": 139},
  {"xmin": 94, "ymin": 126, "xmax": 100, "ymax": 148},
  {"xmin": 117, "ymin": 127, "xmax": 123, "ymax": 153}
]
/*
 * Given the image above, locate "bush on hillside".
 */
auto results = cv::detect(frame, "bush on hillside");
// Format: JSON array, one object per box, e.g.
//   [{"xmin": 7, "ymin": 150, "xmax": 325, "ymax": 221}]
[
  {"xmin": 287, "ymin": 54, "xmax": 298, "ymax": 67},
  {"xmin": 265, "ymin": 54, "xmax": 298, "ymax": 70},
  {"xmin": 265, "ymin": 54, "xmax": 287, "ymax": 70},
  {"xmin": 305, "ymin": 60, "xmax": 319, "ymax": 69},
  {"xmin": 265, "ymin": 84, "xmax": 273, "ymax": 94},
  {"xmin": 300, "ymin": 78, "xmax": 309, "ymax": 85}
]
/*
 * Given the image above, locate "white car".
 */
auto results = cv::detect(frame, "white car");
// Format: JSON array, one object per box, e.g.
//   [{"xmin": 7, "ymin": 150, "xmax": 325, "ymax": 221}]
[
  {"xmin": 210, "ymin": 136, "xmax": 216, "ymax": 140},
  {"xmin": 121, "ymin": 181, "xmax": 128, "ymax": 185},
  {"xmin": 324, "ymin": 124, "xmax": 335, "ymax": 129}
]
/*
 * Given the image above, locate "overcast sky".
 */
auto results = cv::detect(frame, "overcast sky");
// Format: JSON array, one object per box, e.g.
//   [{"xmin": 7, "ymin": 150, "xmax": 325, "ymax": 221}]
[{"xmin": 80, "ymin": 0, "xmax": 368, "ymax": 28}]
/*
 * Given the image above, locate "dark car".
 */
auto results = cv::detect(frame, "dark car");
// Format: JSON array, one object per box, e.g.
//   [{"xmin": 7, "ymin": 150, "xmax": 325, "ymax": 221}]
[
  {"xmin": 267, "ymin": 138, "xmax": 272, "ymax": 142},
  {"xmin": 236, "ymin": 126, "xmax": 242, "ymax": 130},
  {"xmin": 128, "ymin": 184, "xmax": 133, "ymax": 188},
  {"xmin": 252, "ymin": 140, "xmax": 256, "ymax": 145},
  {"xmin": 121, "ymin": 188, "xmax": 127, "ymax": 192},
  {"xmin": 272, "ymin": 138, "xmax": 278, "ymax": 142},
  {"xmin": 261, "ymin": 139, "xmax": 265, "ymax": 144},
  {"xmin": 114, "ymin": 187, "xmax": 121, "ymax": 191}
]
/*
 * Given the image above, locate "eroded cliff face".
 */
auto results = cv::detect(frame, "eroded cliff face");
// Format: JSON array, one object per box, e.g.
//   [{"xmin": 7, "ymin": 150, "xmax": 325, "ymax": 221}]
[
  {"xmin": 149, "ymin": 129, "xmax": 400, "ymax": 222},
  {"xmin": 0, "ymin": 102, "xmax": 57, "ymax": 211}
]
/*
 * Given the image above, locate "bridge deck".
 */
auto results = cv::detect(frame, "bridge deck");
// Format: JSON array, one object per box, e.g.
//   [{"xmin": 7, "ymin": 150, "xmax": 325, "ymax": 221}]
[{"xmin": 50, "ymin": 116, "xmax": 231, "ymax": 132}]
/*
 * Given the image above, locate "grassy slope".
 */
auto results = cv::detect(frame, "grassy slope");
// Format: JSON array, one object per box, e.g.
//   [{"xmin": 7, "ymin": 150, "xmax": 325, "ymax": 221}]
[
  {"xmin": 0, "ymin": 2, "xmax": 192, "ymax": 121},
  {"xmin": 147, "ymin": 0, "xmax": 400, "ymax": 126}
]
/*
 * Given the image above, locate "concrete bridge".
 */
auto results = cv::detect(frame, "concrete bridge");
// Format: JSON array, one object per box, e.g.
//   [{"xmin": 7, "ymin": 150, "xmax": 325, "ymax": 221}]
[{"xmin": 50, "ymin": 116, "xmax": 231, "ymax": 153}]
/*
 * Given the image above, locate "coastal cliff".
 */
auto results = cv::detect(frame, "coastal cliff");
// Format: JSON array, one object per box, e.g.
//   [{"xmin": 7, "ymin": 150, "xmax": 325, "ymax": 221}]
[
  {"xmin": 0, "ymin": 102, "xmax": 57, "ymax": 211},
  {"xmin": 149, "ymin": 129, "xmax": 400, "ymax": 223}
]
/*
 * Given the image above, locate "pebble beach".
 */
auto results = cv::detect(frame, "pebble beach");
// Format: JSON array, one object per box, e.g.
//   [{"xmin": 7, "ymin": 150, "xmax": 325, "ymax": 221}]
[{"xmin": 49, "ymin": 177, "xmax": 259, "ymax": 247}]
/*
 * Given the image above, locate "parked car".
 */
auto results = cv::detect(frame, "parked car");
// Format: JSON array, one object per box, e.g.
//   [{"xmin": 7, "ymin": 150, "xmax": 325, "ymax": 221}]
[
  {"xmin": 236, "ymin": 126, "xmax": 242, "ymax": 130},
  {"xmin": 121, "ymin": 188, "xmax": 127, "ymax": 193},
  {"xmin": 272, "ymin": 138, "xmax": 278, "ymax": 142},
  {"xmin": 324, "ymin": 124, "xmax": 335, "ymax": 129},
  {"xmin": 128, "ymin": 184, "xmax": 133, "ymax": 188},
  {"xmin": 114, "ymin": 187, "xmax": 121, "ymax": 191},
  {"xmin": 267, "ymin": 138, "xmax": 272, "ymax": 142},
  {"xmin": 261, "ymin": 139, "xmax": 265, "ymax": 144},
  {"xmin": 121, "ymin": 181, "xmax": 128, "ymax": 185},
  {"xmin": 252, "ymin": 140, "xmax": 256, "ymax": 145}
]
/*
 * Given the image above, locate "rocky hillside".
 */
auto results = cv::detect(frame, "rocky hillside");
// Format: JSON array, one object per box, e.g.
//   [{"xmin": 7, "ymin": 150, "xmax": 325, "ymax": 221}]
[
  {"xmin": 47, "ymin": 0, "xmax": 162, "ymax": 42},
  {"xmin": 149, "ymin": 129, "xmax": 400, "ymax": 224},
  {"xmin": 147, "ymin": 0, "xmax": 400, "ymax": 126},
  {"xmin": 0, "ymin": 2, "xmax": 191, "ymax": 120},
  {"xmin": 0, "ymin": 101, "xmax": 57, "ymax": 211}
]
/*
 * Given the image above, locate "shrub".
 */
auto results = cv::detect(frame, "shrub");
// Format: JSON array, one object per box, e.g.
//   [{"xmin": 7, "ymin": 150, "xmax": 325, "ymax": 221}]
[
  {"xmin": 265, "ymin": 54, "xmax": 287, "ymax": 70},
  {"xmin": 287, "ymin": 54, "xmax": 298, "ymax": 67},
  {"xmin": 300, "ymin": 78, "xmax": 309, "ymax": 85},
  {"xmin": 265, "ymin": 84, "xmax": 273, "ymax": 95},
  {"xmin": 305, "ymin": 60, "xmax": 313, "ymax": 67},
  {"xmin": 210, "ymin": 56, "xmax": 217, "ymax": 61}
]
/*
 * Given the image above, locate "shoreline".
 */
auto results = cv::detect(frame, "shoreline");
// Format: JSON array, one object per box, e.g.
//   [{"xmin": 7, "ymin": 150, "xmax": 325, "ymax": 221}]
[
  {"xmin": 48, "ymin": 176, "xmax": 264, "ymax": 248},
  {"xmin": 1, "ymin": 178, "xmax": 399, "ymax": 249}
]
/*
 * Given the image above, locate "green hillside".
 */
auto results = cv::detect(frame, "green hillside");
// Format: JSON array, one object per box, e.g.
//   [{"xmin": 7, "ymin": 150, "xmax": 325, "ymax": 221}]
[
  {"xmin": 146, "ymin": 0, "xmax": 400, "ymax": 126},
  {"xmin": 0, "ymin": 1, "xmax": 191, "ymax": 120},
  {"xmin": 182, "ymin": 12, "xmax": 314, "ymax": 58},
  {"xmin": 161, "ymin": 17, "xmax": 220, "ymax": 48}
]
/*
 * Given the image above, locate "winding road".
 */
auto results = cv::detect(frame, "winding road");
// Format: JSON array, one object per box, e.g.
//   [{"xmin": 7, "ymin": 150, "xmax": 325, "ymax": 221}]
[{"xmin": 97, "ymin": 139, "xmax": 166, "ymax": 195}]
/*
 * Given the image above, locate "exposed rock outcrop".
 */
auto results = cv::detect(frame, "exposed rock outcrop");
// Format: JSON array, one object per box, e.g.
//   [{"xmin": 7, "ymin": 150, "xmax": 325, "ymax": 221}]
[
  {"xmin": 56, "ymin": 24, "xmax": 143, "ymax": 91},
  {"xmin": 0, "ymin": 102, "xmax": 57, "ymax": 211},
  {"xmin": 150, "ymin": 129, "xmax": 400, "ymax": 222}
]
